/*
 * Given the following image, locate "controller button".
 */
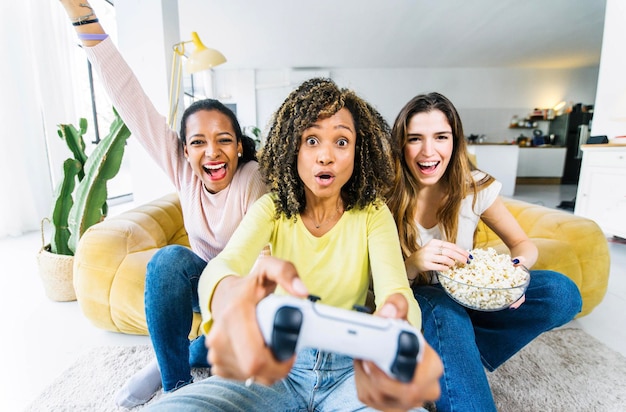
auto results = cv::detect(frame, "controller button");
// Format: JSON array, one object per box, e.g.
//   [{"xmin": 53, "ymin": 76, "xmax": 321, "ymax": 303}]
[
  {"xmin": 390, "ymin": 331, "xmax": 419, "ymax": 383},
  {"xmin": 307, "ymin": 294, "xmax": 321, "ymax": 302},
  {"xmin": 271, "ymin": 307, "xmax": 303, "ymax": 361},
  {"xmin": 397, "ymin": 331, "xmax": 420, "ymax": 356},
  {"xmin": 352, "ymin": 304, "xmax": 373, "ymax": 314}
]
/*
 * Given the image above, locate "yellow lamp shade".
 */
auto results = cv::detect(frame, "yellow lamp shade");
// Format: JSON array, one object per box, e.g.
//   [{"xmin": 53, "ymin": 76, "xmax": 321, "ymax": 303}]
[{"xmin": 185, "ymin": 32, "xmax": 226, "ymax": 73}]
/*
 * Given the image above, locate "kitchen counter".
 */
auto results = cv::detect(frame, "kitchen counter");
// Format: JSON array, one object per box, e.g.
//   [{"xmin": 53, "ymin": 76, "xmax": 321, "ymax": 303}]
[
  {"xmin": 467, "ymin": 144, "xmax": 518, "ymax": 196},
  {"xmin": 469, "ymin": 143, "xmax": 565, "ymax": 148},
  {"xmin": 517, "ymin": 145, "xmax": 567, "ymax": 149},
  {"xmin": 467, "ymin": 142, "xmax": 516, "ymax": 146},
  {"xmin": 517, "ymin": 147, "xmax": 566, "ymax": 178}
]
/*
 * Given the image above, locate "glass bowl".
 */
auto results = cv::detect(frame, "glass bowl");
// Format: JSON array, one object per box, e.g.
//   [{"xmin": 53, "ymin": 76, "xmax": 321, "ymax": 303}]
[{"xmin": 437, "ymin": 261, "xmax": 530, "ymax": 312}]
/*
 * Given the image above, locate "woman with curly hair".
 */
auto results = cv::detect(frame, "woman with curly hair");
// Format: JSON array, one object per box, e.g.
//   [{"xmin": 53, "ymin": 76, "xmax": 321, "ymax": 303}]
[
  {"xmin": 146, "ymin": 78, "xmax": 443, "ymax": 411},
  {"xmin": 387, "ymin": 92, "xmax": 582, "ymax": 412}
]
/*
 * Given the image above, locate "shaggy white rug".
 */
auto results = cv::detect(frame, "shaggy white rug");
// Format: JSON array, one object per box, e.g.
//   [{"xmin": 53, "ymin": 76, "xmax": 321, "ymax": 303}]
[{"xmin": 26, "ymin": 328, "xmax": 626, "ymax": 411}]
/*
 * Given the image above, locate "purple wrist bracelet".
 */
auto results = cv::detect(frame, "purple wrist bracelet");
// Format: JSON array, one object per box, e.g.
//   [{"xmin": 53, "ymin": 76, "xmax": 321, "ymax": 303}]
[{"xmin": 77, "ymin": 33, "xmax": 109, "ymax": 41}]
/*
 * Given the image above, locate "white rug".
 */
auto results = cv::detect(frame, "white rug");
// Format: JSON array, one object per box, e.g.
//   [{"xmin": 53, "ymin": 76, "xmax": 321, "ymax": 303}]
[{"xmin": 26, "ymin": 328, "xmax": 626, "ymax": 411}]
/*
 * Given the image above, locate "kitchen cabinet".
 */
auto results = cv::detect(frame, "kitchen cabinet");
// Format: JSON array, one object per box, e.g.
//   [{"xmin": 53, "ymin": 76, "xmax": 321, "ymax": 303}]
[
  {"xmin": 574, "ymin": 145, "xmax": 626, "ymax": 239},
  {"xmin": 467, "ymin": 144, "xmax": 519, "ymax": 197},
  {"xmin": 516, "ymin": 147, "xmax": 567, "ymax": 178}
]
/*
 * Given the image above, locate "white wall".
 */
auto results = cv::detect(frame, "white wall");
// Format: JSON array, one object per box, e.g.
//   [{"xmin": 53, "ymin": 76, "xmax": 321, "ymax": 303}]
[
  {"xmin": 108, "ymin": 3, "xmax": 603, "ymax": 203},
  {"xmin": 213, "ymin": 66, "xmax": 598, "ymax": 145},
  {"xmin": 591, "ymin": 0, "xmax": 626, "ymax": 141},
  {"xmin": 215, "ymin": 67, "xmax": 598, "ymax": 146},
  {"xmin": 331, "ymin": 67, "xmax": 598, "ymax": 143},
  {"xmin": 115, "ymin": 0, "xmax": 178, "ymax": 205}
]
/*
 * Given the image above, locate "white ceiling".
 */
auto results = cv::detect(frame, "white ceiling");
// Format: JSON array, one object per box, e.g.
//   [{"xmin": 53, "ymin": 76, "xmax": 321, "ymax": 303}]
[{"xmin": 178, "ymin": 0, "xmax": 607, "ymax": 71}]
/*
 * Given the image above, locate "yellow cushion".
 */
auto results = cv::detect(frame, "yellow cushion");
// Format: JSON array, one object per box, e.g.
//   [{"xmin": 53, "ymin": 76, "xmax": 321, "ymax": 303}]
[
  {"xmin": 475, "ymin": 197, "xmax": 609, "ymax": 317},
  {"xmin": 73, "ymin": 193, "xmax": 202, "ymax": 336}
]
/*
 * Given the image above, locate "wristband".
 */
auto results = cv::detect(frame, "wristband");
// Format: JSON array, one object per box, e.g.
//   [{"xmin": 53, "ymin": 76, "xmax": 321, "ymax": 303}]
[
  {"xmin": 77, "ymin": 33, "xmax": 109, "ymax": 41},
  {"xmin": 70, "ymin": 12, "xmax": 95, "ymax": 23},
  {"xmin": 72, "ymin": 18, "xmax": 99, "ymax": 26}
]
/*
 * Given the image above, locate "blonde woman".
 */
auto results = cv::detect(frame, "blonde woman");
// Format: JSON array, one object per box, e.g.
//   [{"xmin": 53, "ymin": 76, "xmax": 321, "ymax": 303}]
[{"xmin": 387, "ymin": 92, "xmax": 582, "ymax": 412}]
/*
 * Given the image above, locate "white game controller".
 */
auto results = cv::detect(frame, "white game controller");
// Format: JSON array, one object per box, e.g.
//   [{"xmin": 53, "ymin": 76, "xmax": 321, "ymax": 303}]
[{"xmin": 256, "ymin": 294, "xmax": 425, "ymax": 382}]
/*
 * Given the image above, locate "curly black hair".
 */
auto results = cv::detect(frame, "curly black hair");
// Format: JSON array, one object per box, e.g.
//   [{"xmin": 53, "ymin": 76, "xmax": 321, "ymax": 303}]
[
  {"xmin": 259, "ymin": 78, "xmax": 394, "ymax": 219},
  {"xmin": 179, "ymin": 99, "xmax": 257, "ymax": 164}
]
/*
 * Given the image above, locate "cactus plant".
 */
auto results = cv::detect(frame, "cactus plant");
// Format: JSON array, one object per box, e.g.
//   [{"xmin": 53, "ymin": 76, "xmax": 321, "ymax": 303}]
[{"xmin": 48, "ymin": 108, "xmax": 131, "ymax": 255}]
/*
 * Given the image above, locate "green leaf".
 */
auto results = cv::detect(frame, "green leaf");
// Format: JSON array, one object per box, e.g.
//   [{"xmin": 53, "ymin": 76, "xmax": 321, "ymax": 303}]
[
  {"xmin": 67, "ymin": 109, "xmax": 131, "ymax": 253},
  {"xmin": 49, "ymin": 158, "xmax": 81, "ymax": 255}
]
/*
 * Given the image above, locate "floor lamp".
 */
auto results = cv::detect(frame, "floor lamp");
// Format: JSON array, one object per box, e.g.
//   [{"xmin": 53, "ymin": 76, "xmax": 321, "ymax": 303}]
[{"xmin": 168, "ymin": 32, "xmax": 226, "ymax": 129}]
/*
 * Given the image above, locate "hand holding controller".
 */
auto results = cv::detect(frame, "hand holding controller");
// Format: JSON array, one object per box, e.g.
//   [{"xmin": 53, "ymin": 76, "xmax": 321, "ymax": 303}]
[{"xmin": 256, "ymin": 294, "xmax": 425, "ymax": 383}]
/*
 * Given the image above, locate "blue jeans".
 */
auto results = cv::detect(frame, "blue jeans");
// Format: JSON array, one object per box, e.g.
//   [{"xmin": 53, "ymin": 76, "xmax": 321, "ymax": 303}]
[
  {"xmin": 145, "ymin": 245, "xmax": 210, "ymax": 392},
  {"xmin": 414, "ymin": 270, "xmax": 582, "ymax": 412},
  {"xmin": 145, "ymin": 349, "xmax": 428, "ymax": 411}
]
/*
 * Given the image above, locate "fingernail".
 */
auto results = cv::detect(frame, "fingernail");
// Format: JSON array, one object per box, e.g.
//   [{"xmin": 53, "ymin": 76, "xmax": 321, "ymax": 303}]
[
  {"xmin": 512, "ymin": 258, "xmax": 520, "ymax": 264},
  {"xmin": 292, "ymin": 277, "xmax": 308, "ymax": 295},
  {"xmin": 363, "ymin": 362, "xmax": 372, "ymax": 375},
  {"xmin": 466, "ymin": 259, "xmax": 471, "ymax": 264},
  {"xmin": 469, "ymin": 254, "xmax": 474, "ymax": 260},
  {"xmin": 378, "ymin": 303, "xmax": 397, "ymax": 318}
]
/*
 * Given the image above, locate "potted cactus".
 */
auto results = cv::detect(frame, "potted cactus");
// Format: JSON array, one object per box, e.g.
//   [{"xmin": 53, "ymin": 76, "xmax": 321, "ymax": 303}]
[{"xmin": 38, "ymin": 108, "xmax": 131, "ymax": 301}]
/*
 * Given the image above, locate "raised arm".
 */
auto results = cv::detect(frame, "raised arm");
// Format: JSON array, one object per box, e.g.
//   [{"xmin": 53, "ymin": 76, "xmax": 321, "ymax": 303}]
[
  {"xmin": 55, "ymin": 0, "xmax": 182, "ymax": 186},
  {"xmin": 58, "ymin": 1, "xmax": 108, "ymax": 46}
]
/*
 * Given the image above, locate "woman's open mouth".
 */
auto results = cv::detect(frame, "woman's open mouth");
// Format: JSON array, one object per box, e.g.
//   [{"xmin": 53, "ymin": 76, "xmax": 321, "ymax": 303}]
[
  {"xmin": 203, "ymin": 163, "xmax": 228, "ymax": 180},
  {"xmin": 418, "ymin": 161, "xmax": 440, "ymax": 173},
  {"xmin": 315, "ymin": 172, "xmax": 335, "ymax": 187}
]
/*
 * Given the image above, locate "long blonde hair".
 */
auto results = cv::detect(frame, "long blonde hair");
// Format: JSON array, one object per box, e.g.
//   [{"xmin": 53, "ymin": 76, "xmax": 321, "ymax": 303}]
[{"xmin": 386, "ymin": 92, "xmax": 494, "ymax": 284}]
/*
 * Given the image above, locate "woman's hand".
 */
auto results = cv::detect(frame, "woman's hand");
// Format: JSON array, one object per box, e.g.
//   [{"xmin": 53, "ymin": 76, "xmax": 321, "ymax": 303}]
[
  {"xmin": 405, "ymin": 239, "xmax": 470, "ymax": 281},
  {"xmin": 353, "ymin": 294, "xmax": 443, "ymax": 410},
  {"xmin": 509, "ymin": 256, "xmax": 528, "ymax": 309},
  {"xmin": 205, "ymin": 256, "xmax": 309, "ymax": 386}
]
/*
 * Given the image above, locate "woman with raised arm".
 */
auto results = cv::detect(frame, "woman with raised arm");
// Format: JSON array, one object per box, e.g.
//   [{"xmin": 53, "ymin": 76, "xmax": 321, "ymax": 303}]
[{"xmin": 56, "ymin": 1, "xmax": 267, "ymax": 408}]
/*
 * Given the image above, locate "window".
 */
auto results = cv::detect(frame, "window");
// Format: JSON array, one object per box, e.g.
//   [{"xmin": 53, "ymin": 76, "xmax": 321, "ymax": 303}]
[{"xmin": 70, "ymin": 0, "xmax": 133, "ymax": 202}]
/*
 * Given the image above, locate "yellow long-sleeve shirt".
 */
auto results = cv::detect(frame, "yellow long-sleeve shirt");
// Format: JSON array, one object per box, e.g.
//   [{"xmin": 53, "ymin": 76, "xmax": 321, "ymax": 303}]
[{"xmin": 199, "ymin": 193, "xmax": 421, "ymax": 333}]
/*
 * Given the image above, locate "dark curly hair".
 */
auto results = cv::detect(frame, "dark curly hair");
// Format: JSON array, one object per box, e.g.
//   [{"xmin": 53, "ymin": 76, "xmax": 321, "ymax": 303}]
[
  {"xmin": 259, "ymin": 77, "xmax": 394, "ymax": 219},
  {"xmin": 179, "ymin": 99, "xmax": 257, "ymax": 164}
]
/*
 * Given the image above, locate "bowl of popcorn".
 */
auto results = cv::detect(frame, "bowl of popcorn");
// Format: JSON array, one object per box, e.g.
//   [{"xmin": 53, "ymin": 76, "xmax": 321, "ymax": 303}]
[{"xmin": 437, "ymin": 248, "xmax": 530, "ymax": 311}]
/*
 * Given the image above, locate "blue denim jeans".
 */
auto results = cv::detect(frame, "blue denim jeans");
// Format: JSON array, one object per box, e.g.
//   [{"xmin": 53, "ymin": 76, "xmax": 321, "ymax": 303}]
[
  {"xmin": 414, "ymin": 270, "xmax": 582, "ymax": 412},
  {"xmin": 145, "ymin": 245, "xmax": 210, "ymax": 392},
  {"xmin": 145, "ymin": 349, "xmax": 428, "ymax": 411}
]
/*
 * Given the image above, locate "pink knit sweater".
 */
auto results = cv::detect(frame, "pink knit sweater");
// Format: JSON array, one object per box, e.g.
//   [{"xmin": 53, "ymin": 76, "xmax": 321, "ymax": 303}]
[{"xmin": 85, "ymin": 39, "xmax": 267, "ymax": 261}]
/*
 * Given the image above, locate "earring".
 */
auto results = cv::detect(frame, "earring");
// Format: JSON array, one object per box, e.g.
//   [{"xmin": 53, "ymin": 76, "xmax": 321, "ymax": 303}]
[{"xmin": 238, "ymin": 152, "xmax": 242, "ymax": 158}]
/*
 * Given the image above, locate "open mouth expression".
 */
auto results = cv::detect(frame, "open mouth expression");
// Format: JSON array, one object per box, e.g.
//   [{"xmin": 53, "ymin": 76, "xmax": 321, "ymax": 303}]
[
  {"xmin": 315, "ymin": 171, "xmax": 336, "ymax": 187},
  {"xmin": 183, "ymin": 110, "xmax": 241, "ymax": 194},
  {"xmin": 203, "ymin": 162, "xmax": 228, "ymax": 181},
  {"xmin": 404, "ymin": 109, "xmax": 454, "ymax": 185},
  {"xmin": 417, "ymin": 160, "xmax": 440, "ymax": 174},
  {"xmin": 297, "ymin": 108, "xmax": 356, "ymax": 198}
]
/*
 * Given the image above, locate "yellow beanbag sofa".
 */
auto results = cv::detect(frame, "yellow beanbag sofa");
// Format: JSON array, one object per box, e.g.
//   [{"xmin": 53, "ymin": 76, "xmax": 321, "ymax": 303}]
[{"xmin": 73, "ymin": 193, "xmax": 609, "ymax": 336}]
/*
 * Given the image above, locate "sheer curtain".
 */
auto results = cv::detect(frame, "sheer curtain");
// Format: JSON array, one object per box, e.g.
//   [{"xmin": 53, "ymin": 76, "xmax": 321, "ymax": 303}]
[{"xmin": 0, "ymin": 1, "xmax": 79, "ymax": 238}]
